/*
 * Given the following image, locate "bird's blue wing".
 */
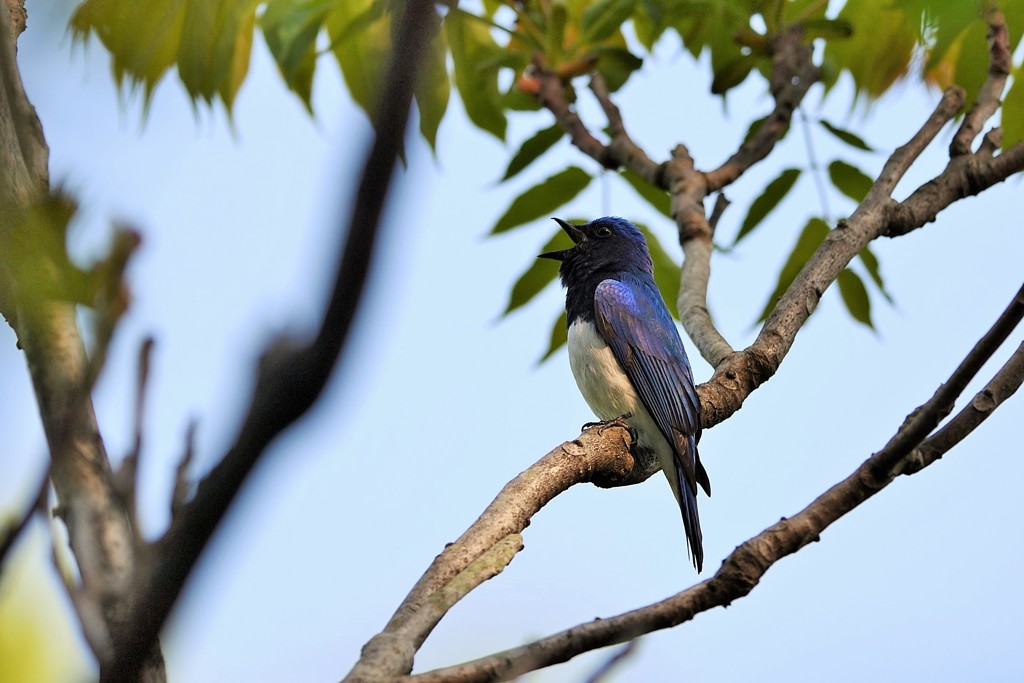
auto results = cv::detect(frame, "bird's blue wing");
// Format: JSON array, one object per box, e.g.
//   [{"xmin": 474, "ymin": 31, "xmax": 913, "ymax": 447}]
[{"xmin": 594, "ymin": 276, "xmax": 709, "ymax": 566}]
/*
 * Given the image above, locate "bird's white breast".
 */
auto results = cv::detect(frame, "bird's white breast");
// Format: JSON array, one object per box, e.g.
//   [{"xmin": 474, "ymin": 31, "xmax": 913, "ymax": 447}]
[
  {"xmin": 567, "ymin": 319, "xmax": 640, "ymax": 420},
  {"xmin": 566, "ymin": 318, "xmax": 682, "ymax": 503}
]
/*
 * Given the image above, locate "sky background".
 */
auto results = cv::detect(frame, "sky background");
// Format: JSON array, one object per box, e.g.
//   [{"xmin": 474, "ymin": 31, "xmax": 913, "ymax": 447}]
[{"xmin": 2, "ymin": 2, "xmax": 1023, "ymax": 682}]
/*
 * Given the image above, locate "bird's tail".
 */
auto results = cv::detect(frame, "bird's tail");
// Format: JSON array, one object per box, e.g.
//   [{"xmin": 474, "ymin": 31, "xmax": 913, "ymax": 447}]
[{"xmin": 676, "ymin": 471, "xmax": 704, "ymax": 573}]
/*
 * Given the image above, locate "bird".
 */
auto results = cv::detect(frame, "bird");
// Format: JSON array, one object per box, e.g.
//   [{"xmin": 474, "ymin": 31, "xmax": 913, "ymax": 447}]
[{"xmin": 539, "ymin": 216, "xmax": 710, "ymax": 571}]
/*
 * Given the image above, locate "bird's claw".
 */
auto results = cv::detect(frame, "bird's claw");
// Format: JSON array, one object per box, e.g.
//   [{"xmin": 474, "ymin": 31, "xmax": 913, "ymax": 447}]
[{"xmin": 583, "ymin": 414, "xmax": 637, "ymax": 442}]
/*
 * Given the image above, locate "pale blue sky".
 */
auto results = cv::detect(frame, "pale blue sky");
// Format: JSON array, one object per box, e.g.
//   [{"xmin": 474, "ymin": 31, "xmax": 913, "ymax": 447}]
[{"xmin": 3, "ymin": 3, "xmax": 1023, "ymax": 682}]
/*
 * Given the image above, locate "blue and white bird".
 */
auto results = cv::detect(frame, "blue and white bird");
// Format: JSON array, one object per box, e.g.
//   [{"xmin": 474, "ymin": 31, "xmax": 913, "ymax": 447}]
[{"xmin": 539, "ymin": 216, "xmax": 710, "ymax": 571}]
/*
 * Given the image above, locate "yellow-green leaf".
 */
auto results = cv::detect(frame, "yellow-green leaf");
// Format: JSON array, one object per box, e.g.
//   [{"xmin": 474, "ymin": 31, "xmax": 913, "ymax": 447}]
[
  {"xmin": 416, "ymin": 19, "xmax": 450, "ymax": 150},
  {"xmin": 491, "ymin": 167, "xmax": 592, "ymax": 234},
  {"xmin": 858, "ymin": 245, "xmax": 893, "ymax": 304},
  {"xmin": 504, "ymin": 229, "xmax": 573, "ymax": 315},
  {"xmin": 828, "ymin": 160, "xmax": 873, "ymax": 203},
  {"xmin": 580, "ymin": 0, "xmax": 637, "ymax": 44},
  {"xmin": 819, "ymin": 119, "xmax": 874, "ymax": 152},
  {"xmin": 1003, "ymin": 63, "xmax": 1024, "ymax": 151},
  {"xmin": 735, "ymin": 167, "xmax": 801, "ymax": 245},
  {"xmin": 502, "ymin": 125, "xmax": 564, "ymax": 182},
  {"xmin": 619, "ymin": 169, "xmax": 671, "ymax": 219},
  {"xmin": 837, "ymin": 268, "xmax": 873, "ymax": 328},
  {"xmin": 261, "ymin": 0, "xmax": 333, "ymax": 111},
  {"xmin": 447, "ymin": 9, "xmax": 507, "ymax": 140},
  {"xmin": 711, "ymin": 54, "xmax": 757, "ymax": 95},
  {"xmin": 177, "ymin": 0, "xmax": 260, "ymax": 107},
  {"xmin": 824, "ymin": 0, "xmax": 916, "ymax": 99},
  {"xmin": 326, "ymin": 1, "xmax": 390, "ymax": 125},
  {"xmin": 757, "ymin": 217, "xmax": 830, "ymax": 322},
  {"xmin": 539, "ymin": 310, "xmax": 569, "ymax": 363}
]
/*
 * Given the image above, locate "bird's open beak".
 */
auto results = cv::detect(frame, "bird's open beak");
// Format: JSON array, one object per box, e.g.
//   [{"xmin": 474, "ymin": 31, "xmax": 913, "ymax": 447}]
[{"xmin": 538, "ymin": 218, "xmax": 585, "ymax": 261}]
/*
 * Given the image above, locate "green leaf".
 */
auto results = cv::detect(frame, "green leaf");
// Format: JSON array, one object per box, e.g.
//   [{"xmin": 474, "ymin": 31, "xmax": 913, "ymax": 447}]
[
  {"xmin": 502, "ymin": 125, "xmax": 564, "ymax": 182},
  {"xmin": 491, "ymin": 167, "xmax": 592, "ymax": 234},
  {"xmin": 415, "ymin": 21, "xmax": 450, "ymax": 150},
  {"xmin": 447, "ymin": 9, "xmax": 507, "ymax": 140},
  {"xmin": 326, "ymin": 1, "xmax": 390, "ymax": 123},
  {"xmin": 177, "ymin": 0, "xmax": 260, "ymax": 107},
  {"xmin": 619, "ymin": 169, "xmax": 671, "ymax": 219},
  {"xmin": 858, "ymin": 245, "xmax": 894, "ymax": 304},
  {"xmin": 539, "ymin": 310, "xmax": 569, "ymax": 363},
  {"xmin": 837, "ymin": 268, "xmax": 873, "ymax": 328},
  {"xmin": 261, "ymin": 0, "xmax": 333, "ymax": 110},
  {"xmin": 828, "ymin": 160, "xmax": 873, "ymax": 203},
  {"xmin": 711, "ymin": 54, "xmax": 757, "ymax": 95},
  {"xmin": 801, "ymin": 17, "xmax": 853, "ymax": 40},
  {"xmin": 580, "ymin": 0, "xmax": 637, "ymax": 44},
  {"xmin": 637, "ymin": 224, "xmax": 681, "ymax": 319},
  {"xmin": 504, "ymin": 229, "xmax": 573, "ymax": 315},
  {"xmin": 594, "ymin": 46, "xmax": 643, "ymax": 92},
  {"xmin": 70, "ymin": 0, "xmax": 188, "ymax": 103},
  {"xmin": 757, "ymin": 217, "xmax": 830, "ymax": 322},
  {"xmin": 819, "ymin": 119, "xmax": 874, "ymax": 152},
  {"xmin": 1003, "ymin": 63, "xmax": 1024, "ymax": 151},
  {"xmin": 824, "ymin": 0, "xmax": 917, "ymax": 99},
  {"xmin": 735, "ymin": 168, "xmax": 801, "ymax": 245}
]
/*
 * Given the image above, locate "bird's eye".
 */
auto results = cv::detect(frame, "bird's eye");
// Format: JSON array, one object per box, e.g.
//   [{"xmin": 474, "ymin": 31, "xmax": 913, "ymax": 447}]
[{"xmin": 594, "ymin": 225, "xmax": 613, "ymax": 238}]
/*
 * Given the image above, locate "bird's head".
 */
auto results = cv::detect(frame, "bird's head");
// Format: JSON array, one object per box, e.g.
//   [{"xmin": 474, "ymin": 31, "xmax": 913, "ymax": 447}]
[{"xmin": 538, "ymin": 217, "xmax": 653, "ymax": 283}]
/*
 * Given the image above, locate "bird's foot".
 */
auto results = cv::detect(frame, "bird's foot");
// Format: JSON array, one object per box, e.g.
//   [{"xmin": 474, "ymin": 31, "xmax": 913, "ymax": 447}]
[{"xmin": 583, "ymin": 414, "xmax": 636, "ymax": 441}]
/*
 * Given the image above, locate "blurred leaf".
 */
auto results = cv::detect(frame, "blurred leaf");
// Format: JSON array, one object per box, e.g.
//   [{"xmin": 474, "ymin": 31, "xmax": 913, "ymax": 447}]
[
  {"xmin": 261, "ymin": 0, "xmax": 332, "ymax": 110},
  {"xmin": 504, "ymin": 229, "xmax": 573, "ymax": 315},
  {"xmin": 711, "ymin": 53, "xmax": 757, "ymax": 95},
  {"xmin": 326, "ymin": 1, "xmax": 390, "ymax": 124},
  {"xmin": 491, "ymin": 167, "xmax": 592, "ymax": 234},
  {"xmin": 637, "ymin": 224, "xmax": 681, "ymax": 319},
  {"xmin": 539, "ymin": 310, "xmax": 569, "ymax": 363},
  {"xmin": 595, "ymin": 46, "xmax": 644, "ymax": 92},
  {"xmin": 502, "ymin": 125, "xmax": 564, "ymax": 182},
  {"xmin": 757, "ymin": 217, "xmax": 830, "ymax": 322},
  {"xmin": 909, "ymin": 0, "xmax": 980, "ymax": 70},
  {"xmin": 828, "ymin": 160, "xmax": 873, "ymax": 203},
  {"xmin": 735, "ymin": 168, "xmax": 801, "ymax": 245},
  {"xmin": 824, "ymin": 0, "xmax": 916, "ymax": 99},
  {"xmin": 70, "ymin": 0, "xmax": 187, "ymax": 103},
  {"xmin": 801, "ymin": 17, "xmax": 853, "ymax": 40},
  {"xmin": 837, "ymin": 268, "xmax": 873, "ymax": 328},
  {"xmin": 580, "ymin": 0, "xmax": 637, "ymax": 44},
  {"xmin": 416, "ymin": 22, "xmax": 450, "ymax": 150},
  {"xmin": 858, "ymin": 245, "xmax": 894, "ymax": 303},
  {"xmin": 819, "ymin": 119, "xmax": 874, "ymax": 152},
  {"xmin": 177, "ymin": 0, "xmax": 260, "ymax": 107},
  {"xmin": 447, "ymin": 9, "xmax": 508, "ymax": 140},
  {"xmin": 1003, "ymin": 63, "xmax": 1024, "ymax": 151},
  {"xmin": 619, "ymin": 169, "xmax": 671, "ymax": 218}
]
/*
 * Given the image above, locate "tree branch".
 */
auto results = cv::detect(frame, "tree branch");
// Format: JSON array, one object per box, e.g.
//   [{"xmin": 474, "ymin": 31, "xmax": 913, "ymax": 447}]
[
  {"xmin": 403, "ymin": 284, "xmax": 1024, "ymax": 683},
  {"xmin": 98, "ymin": 2, "xmax": 440, "ymax": 680},
  {"xmin": 344, "ymin": 425, "xmax": 636, "ymax": 681},
  {"xmin": 696, "ymin": 87, "xmax": 974, "ymax": 428},
  {"xmin": 950, "ymin": 8, "xmax": 1010, "ymax": 157}
]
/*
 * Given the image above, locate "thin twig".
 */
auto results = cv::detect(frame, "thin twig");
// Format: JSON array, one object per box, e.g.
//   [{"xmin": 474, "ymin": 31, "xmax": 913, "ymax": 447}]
[{"xmin": 950, "ymin": 8, "xmax": 1010, "ymax": 156}]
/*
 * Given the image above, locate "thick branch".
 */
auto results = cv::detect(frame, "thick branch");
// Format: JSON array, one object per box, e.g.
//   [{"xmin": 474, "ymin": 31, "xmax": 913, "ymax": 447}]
[
  {"xmin": 99, "ymin": 2, "xmax": 440, "ymax": 681},
  {"xmin": 344, "ymin": 425, "xmax": 636, "ymax": 681},
  {"xmin": 406, "ymin": 288, "xmax": 1024, "ymax": 683}
]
